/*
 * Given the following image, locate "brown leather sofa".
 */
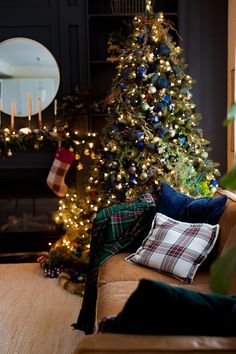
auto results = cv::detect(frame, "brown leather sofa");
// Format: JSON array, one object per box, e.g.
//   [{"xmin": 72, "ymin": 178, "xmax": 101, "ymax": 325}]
[{"xmin": 74, "ymin": 189, "xmax": 236, "ymax": 353}]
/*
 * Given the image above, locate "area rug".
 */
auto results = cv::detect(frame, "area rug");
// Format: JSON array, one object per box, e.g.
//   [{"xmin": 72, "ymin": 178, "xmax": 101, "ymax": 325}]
[{"xmin": 0, "ymin": 263, "xmax": 85, "ymax": 354}]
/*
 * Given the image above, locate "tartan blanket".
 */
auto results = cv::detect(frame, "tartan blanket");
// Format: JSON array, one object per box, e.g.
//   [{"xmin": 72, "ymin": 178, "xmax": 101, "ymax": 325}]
[{"xmin": 72, "ymin": 193, "xmax": 157, "ymax": 334}]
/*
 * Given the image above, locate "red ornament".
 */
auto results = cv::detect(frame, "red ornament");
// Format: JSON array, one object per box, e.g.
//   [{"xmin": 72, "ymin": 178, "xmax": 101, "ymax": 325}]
[{"xmin": 89, "ymin": 191, "xmax": 98, "ymax": 200}]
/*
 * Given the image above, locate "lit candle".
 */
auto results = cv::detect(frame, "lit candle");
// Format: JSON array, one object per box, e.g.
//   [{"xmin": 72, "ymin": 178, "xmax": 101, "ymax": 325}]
[
  {"xmin": 38, "ymin": 97, "xmax": 42, "ymax": 129},
  {"xmin": 27, "ymin": 93, "xmax": 32, "ymax": 127},
  {"xmin": 10, "ymin": 101, "xmax": 15, "ymax": 130},
  {"xmin": 54, "ymin": 99, "xmax": 57, "ymax": 116}
]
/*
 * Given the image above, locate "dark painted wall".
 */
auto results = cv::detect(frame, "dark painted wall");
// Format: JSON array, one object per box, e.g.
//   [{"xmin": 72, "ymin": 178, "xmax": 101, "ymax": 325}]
[
  {"xmin": 0, "ymin": 0, "xmax": 89, "ymax": 100},
  {"xmin": 179, "ymin": 0, "xmax": 228, "ymax": 175},
  {"xmin": 0, "ymin": 0, "xmax": 228, "ymax": 175}
]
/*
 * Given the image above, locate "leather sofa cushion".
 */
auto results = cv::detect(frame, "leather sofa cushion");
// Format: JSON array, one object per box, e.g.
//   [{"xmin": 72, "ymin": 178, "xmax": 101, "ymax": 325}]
[
  {"xmin": 96, "ymin": 280, "xmax": 211, "ymax": 328},
  {"xmin": 98, "ymin": 252, "xmax": 210, "ymax": 288},
  {"xmin": 96, "ymin": 281, "xmax": 139, "ymax": 327},
  {"xmin": 100, "ymin": 279, "xmax": 236, "ymax": 336}
]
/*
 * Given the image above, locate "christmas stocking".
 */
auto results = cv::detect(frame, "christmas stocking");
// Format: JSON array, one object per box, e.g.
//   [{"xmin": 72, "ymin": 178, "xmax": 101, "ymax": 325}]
[{"xmin": 47, "ymin": 146, "xmax": 75, "ymax": 197}]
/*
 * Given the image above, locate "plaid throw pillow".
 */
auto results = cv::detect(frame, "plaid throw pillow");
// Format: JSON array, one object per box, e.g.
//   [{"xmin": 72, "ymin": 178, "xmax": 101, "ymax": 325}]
[{"xmin": 125, "ymin": 213, "xmax": 220, "ymax": 284}]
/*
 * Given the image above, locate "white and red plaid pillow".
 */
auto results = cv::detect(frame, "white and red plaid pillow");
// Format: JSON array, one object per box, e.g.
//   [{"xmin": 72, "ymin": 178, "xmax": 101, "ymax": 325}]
[{"xmin": 125, "ymin": 213, "xmax": 219, "ymax": 284}]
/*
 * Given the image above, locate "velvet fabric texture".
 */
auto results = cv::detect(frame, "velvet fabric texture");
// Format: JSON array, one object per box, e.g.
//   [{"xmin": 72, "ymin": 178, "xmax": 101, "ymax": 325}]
[
  {"xmin": 156, "ymin": 183, "xmax": 227, "ymax": 224},
  {"xmin": 99, "ymin": 279, "xmax": 236, "ymax": 336}
]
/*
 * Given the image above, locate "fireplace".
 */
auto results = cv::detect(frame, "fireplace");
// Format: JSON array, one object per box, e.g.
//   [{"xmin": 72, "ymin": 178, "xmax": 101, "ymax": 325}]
[{"xmin": 0, "ymin": 151, "xmax": 73, "ymax": 261}]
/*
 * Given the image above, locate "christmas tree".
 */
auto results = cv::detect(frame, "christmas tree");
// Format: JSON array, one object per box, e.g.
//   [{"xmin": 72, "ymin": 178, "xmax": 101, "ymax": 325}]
[{"xmin": 46, "ymin": 0, "xmax": 220, "ymax": 269}]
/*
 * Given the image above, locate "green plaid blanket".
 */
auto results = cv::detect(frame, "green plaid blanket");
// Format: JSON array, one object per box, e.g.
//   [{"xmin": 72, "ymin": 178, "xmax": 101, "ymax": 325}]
[{"xmin": 73, "ymin": 193, "xmax": 157, "ymax": 334}]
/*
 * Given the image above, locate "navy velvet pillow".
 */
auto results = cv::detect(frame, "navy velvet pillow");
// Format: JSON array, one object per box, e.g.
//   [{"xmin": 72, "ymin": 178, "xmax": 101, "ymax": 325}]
[
  {"xmin": 99, "ymin": 279, "xmax": 236, "ymax": 336},
  {"xmin": 156, "ymin": 183, "xmax": 227, "ymax": 225}
]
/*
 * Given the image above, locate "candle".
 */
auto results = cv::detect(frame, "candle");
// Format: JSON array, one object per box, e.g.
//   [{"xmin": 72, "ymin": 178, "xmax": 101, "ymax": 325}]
[
  {"xmin": 38, "ymin": 97, "xmax": 42, "ymax": 129},
  {"xmin": 0, "ymin": 99, "xmax": 2, "ymax": 112},
  {"xmin": 11, "ymin": 101, "xmax": 15, "ymax": 130},
  {"xmin": 54, "ymin": 99, "xmax": 57, "ymax": 116},
  {"xmin": 27, "ymin": 93, "xmax": 32, "ymax": 117},
  {"xmin": 27, "ymin": 93, "xmax": 32, "ymax": 128}
]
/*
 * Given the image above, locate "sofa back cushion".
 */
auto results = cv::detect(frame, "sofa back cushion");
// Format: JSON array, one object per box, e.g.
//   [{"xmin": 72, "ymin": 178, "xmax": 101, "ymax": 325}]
[{"xmin": 157, "ymin": 183, "xmax": 227, "ymax": 225}]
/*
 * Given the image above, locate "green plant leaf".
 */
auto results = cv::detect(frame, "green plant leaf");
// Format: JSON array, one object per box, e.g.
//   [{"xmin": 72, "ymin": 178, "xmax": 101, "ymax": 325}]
[
  {"xmin": 219, "ymin": 167, "xmax": 236, "ymax": 189},
  {"xmin": 210, "ymin": 244, "xmax": 236, "ymax": 294},
  {"xmin": 223, "ymin": 103, "xmax": 236, "ymax": 126}
]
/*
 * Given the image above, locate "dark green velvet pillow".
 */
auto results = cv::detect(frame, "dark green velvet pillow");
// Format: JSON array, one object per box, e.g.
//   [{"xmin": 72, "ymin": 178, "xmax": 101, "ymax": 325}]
[{"xmin": 99, "ymin": 279, "xmax": 236, "ymax": 336}]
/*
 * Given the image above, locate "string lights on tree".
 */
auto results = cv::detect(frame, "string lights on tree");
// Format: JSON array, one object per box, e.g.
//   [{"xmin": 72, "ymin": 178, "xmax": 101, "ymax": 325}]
[{"xmin": 46, "ymin": 0, "xmax": 220, "ymax": 270}]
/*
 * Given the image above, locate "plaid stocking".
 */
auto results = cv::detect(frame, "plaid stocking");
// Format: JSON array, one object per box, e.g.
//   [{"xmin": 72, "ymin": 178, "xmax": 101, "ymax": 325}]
[{"xmin": 47, "ymin": 146, "xmax": 75, "ymax": 197}]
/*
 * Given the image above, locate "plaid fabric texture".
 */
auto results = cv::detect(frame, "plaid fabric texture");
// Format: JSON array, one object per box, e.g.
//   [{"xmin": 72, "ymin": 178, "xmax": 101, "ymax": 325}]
[
  {"xmin": 47, "ymin": 159, "xmax": 71, "ymax": 196},
  {"xmin": 126, "ymin": 213, "xmax": 220, "ymax": 284},
  {"xmin": 47, "ymin": 147, "xmax": 75, "ymax": 197},
  {"xmin": 90, "ymin": 193, "xmax": 156, "ymax": 267},
  {"xmin": 74, "ymin": 193, "xmax": 157, "ymax": 334}
]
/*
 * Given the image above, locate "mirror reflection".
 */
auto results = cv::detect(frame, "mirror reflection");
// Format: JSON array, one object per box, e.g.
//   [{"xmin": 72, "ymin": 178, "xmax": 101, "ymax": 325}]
[{"xmin": 0, "ymin": 37, "xmax": 60, "ymax": 117}]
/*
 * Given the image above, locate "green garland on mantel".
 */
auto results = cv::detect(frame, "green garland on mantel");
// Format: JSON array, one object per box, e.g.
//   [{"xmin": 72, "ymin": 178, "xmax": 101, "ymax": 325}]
[
  {"xmin": 0, "ymin": 86, "xmax": 100, "ymax": 159},
  {"xmin": 0, "ymin": 126, "xmax": 97, "ymax": 158}
]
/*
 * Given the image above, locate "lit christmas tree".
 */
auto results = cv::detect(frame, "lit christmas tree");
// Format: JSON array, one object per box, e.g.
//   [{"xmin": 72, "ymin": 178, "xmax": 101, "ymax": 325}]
[{"xmin": 47, "ymin": 0, "xmax": 220, "ymax": 269}]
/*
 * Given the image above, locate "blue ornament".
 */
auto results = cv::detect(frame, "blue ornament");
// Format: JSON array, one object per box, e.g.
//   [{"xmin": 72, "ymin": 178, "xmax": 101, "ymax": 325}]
[
  {"xmin": 71, "ymin": 271, "xmax": 80, "ymax": 282},
  {"xmin": 122, "ymin": 67, "xmax": 132, "ymax": 78},
  {"xmin": 158, "ymin": 127, "xmax": 168, "ymax": 138},
  {"xmin": 137, "ymin": 33, "xmax": 144, "ymax": 43},
  {"xmin": 154, "ymin": 103, "xmax": 164, "ymax": 112},
  {"xmin": 130, "ymin": 176, "xmax": 137, "ymax": 184},
  {"xmin": 120, "ymin": 82, "xmax": 128, "ymax": 90},
  {"xmin": 153, "ymin": 48, "xmax": 159, "ymax": 57},
  {"xmin": 156, "ymin": 76, "xmax": 171, "ymax": 89},
  {"xmin": 180, "ymin": 136, "xmax": 187, "ymax": 145},
  {"xmin": 136, "ymin": 141, "xmax": 145, "ymax": 148},
  {"xmin": 137, "ymin": 66, "xmax": 147, "ymax": 77},
  {"xmin": 160, "ymin": 94, "xmax": 171, "ymax": 106},
  {"xmin": 149, "ymin": 112, "xmax": 159, "ymax": 122},
  {"xmin": 210, "ymin": 179, "xmax": 218, "ymax": 186},
  {"xmin": 135, "ymin": 132, "xmax": 144, "ymax": 140},
  {"xmin": 159, "ymin": 43, "xmax": 171, "ymax": 56}
]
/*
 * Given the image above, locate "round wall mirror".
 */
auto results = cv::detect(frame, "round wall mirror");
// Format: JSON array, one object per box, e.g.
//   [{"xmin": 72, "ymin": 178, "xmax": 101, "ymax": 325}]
[{"xmin": 0, "ymin": 37, "xmax": 60, "ymax": 117}]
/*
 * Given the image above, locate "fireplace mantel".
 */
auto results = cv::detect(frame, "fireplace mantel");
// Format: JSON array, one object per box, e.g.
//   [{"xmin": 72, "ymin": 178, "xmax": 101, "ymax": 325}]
[{"xmin": 0, "ymin": 151, "xmax": 73, "ymax": 259}]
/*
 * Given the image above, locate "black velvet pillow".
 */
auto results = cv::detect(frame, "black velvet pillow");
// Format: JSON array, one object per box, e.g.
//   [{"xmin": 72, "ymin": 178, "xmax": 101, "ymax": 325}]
[
  {"xmin": 99, "ymin": 279, "xmax": 236, "ymax": 336},
  {"xmin": 156, "ymin": 183, "xmax": 227, "ymax": 225}
]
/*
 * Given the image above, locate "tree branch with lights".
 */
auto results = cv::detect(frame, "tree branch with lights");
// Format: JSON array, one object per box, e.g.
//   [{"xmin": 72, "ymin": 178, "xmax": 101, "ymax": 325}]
[{"xmin": 45, "ymin": 0, "xmax": 221, "ymax": 273}]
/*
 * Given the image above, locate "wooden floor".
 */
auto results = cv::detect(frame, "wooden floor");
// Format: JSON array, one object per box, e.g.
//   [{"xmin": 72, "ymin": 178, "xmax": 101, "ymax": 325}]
[{"xmin": 0, "ymin": 263, "xmax": 85, "ymax": 354}]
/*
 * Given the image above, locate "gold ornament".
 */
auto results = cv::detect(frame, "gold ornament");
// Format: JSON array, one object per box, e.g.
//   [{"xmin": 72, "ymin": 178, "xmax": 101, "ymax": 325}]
[{"xmin": 77, "ymin": 162, "xmax": 84, "ymax": 171}]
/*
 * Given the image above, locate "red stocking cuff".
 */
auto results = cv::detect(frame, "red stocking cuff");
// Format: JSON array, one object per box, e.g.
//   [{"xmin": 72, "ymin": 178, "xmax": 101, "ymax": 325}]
[{"xmin": 55, "ymin": 147, "xmax": 75, "ymax": 164}]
